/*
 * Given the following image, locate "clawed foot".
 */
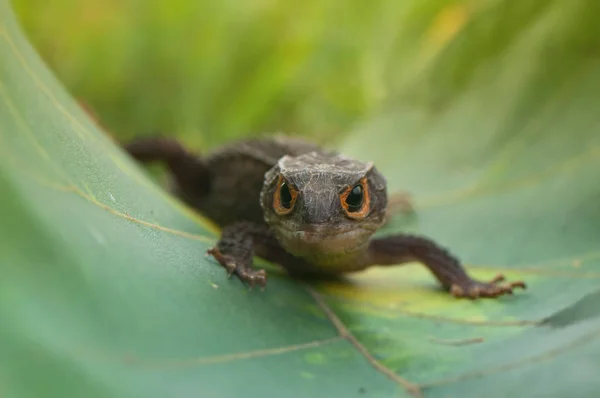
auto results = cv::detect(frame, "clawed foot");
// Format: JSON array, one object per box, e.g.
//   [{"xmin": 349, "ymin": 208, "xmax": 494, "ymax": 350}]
[
  {"xmin": 206, "ymin": 247, "xmax": 268, "ymax": 289},
  {"xmin": 450, "ymin": 274, "xmax": 526, "ymax": 299}
]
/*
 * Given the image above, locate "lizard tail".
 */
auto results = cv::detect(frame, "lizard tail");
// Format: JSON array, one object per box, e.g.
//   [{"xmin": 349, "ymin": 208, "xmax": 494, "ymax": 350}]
[
  {"xmin": 122, "ymin": 136, "xmax": 211, "ymax": 193},
  {"xmin": 122, "ymin": 136, "xmax": 188, "ymax": 165}
]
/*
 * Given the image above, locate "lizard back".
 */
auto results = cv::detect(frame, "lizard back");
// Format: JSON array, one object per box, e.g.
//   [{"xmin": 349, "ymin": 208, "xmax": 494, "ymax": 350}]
[{"xmin": 171, "ymin": 136, "xmax": 332, "ymax": 226}]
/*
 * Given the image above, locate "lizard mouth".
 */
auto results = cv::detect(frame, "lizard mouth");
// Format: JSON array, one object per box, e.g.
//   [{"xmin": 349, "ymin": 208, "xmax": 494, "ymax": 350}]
[{"xmin": 274, "ymin": 222, "xmax": 376, "ymax": 254}]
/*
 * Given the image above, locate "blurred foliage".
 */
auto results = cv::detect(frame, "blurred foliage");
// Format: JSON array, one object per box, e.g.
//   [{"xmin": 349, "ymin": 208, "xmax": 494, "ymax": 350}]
[
  {"xmin": 11, "ymin": 0, "xmax": 490, "ymax": 149},
  {"xmin": 5, "ymin": 0, "xmax": 600, "ymax": 396}
]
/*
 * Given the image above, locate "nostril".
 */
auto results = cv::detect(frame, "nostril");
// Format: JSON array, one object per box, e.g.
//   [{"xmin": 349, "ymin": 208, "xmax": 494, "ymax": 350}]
[
  {"xmin": 298, "ymin": 223, "xmax": 329, "ymax": 233},
  {"xmin": 302, "ymin": 212, "xmax": 333, "ymax": 225}
]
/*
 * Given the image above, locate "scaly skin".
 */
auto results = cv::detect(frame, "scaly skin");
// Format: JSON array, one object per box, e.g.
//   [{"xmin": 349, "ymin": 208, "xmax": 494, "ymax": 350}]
[{"xmin": 124, "ymin": 135, "xmax": 526, "ymax": 299}]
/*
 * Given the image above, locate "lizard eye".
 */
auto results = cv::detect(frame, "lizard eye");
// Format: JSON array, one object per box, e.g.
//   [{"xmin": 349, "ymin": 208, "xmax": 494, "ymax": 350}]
[
  {"xmin": 345, "ymin": 184, "xmax": 363, "ymax": 211},
  {"xmin": 273, "ymin": 175, "xmax": 298, "ymax": 215},
  {"xmin": 280, "ymin": 181, "xmax": 293, "ymax": 208},
  {"xmin": 340, "ymin": 177, "xmax": 370, "ymax": 219}
]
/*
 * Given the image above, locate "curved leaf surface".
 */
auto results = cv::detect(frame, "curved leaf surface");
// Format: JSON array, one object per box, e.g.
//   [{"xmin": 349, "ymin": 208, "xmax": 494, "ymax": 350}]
[{"xmin": 2, "ymin": 1, "xmax": 600, "ymax": 398}]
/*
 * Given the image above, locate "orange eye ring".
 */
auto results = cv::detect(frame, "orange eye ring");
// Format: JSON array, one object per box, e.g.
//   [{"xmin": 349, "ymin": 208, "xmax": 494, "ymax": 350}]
[
  {"xmin": 340, "ymin": 177, "xmax": 370, "ymax": 219},
  {"xmin": 273, "ymin": 174, "xmax": 298, "ymax": 215}
]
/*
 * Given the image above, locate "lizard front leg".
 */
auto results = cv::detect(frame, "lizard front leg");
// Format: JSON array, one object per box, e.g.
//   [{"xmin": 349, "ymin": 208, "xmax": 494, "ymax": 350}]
[
  {"xmin": 207, "ymin": 221, "xmax": 308, "ymax": 288},
  {"xmin": 363, "ymin": 234, "xmax": 526, "ymax": 299}
]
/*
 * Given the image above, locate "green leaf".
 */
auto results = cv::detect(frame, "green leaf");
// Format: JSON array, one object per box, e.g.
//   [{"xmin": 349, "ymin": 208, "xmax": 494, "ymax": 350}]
[{"xmin": 3, "ymin": 1, "xmax": 600, "ymax": 398}]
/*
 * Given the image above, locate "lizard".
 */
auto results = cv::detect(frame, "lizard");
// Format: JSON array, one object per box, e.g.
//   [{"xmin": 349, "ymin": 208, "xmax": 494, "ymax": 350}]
[{"xmin": 123, "ymin": 135, "xmax": 526, "ymax": 299}]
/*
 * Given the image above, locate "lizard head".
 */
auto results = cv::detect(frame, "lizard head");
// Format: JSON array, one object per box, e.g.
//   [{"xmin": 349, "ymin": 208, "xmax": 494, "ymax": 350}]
[{"xmin": 260, "ymin": 151, "xmax": 387, "ymax": 260}]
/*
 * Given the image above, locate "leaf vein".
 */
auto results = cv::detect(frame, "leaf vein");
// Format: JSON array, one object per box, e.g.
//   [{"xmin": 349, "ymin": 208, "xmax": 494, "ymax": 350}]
[
  {"xmin": 304, "ymin": 284, "xmax": 425, "ymax": 398},
  {"xmin": 135, "ymin": 337, "xmax": 343, "ymax": 370},
  {"xmin": 59, "ymin": 182, "xmax": 215, "ymax": 244},
  {"xmin": 0, "ymin": 29, "xmax": 218, "ymax": 233},
  {"xmin": 420, "ymin": 326, "xmax": 600, "ymax": 389}
]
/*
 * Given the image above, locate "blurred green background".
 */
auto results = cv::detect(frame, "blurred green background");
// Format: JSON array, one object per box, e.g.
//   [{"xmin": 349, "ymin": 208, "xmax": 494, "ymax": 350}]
[
  {"xmin": 11, "ymin": 0, "xmax": 478, "ymax": 149},
  {"xmin": 6, "ymin": 2, "xmax": 600, "ymax": 397}
]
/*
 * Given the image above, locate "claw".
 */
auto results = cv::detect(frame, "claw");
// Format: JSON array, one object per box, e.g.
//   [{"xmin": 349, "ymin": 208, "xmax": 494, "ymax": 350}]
[
  {"xmin": 207, "ymin": 246, "xmax": 268, "ymax": 290},
  {"xmin": 225, "ymin": 262, "xmax": 236, "ymax": 278},
  {"xmin": 509, "ymin": 280, "xmax": 527, "ymax": 290},
  {"xmin": 206, "ymin": 247, "xmax": 222, "ymax": 262},
  {"xmin": 468, "ymin": 285, "xmax": 481, "ymax": 299},
  {"xmin": 451, "ymin": 274, "xmax": 527, "ymax": 299},
  {"xmin": 242, "ymin": 269, "xmax": 267, "ymax": 290},
  {"xmin": 489, "ymin": 274, "xmax": 506, "ymax": 284},
  {"xmin": 450, "ymin": 284, "xmax": 464, "ymax": 297}
]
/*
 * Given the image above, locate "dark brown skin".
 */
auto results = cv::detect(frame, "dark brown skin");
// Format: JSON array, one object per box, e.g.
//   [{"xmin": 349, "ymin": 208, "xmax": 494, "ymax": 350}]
[{"xmin": 124, "ymin": 135, "xmax": 526, "ymax": 299}]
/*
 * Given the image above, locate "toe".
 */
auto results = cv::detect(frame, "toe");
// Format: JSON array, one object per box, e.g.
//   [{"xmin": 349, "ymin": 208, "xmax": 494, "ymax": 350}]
[{"xmin": 450, "ymin": 284, "xmax": 465, "ymax": 297}]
